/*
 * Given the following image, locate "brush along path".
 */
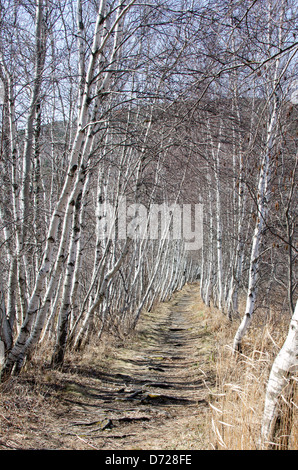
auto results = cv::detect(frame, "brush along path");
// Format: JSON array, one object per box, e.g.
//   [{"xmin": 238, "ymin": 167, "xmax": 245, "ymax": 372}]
[{"xmin": 0, "ymin": 283, "xmax": 217, "ymax": 450}]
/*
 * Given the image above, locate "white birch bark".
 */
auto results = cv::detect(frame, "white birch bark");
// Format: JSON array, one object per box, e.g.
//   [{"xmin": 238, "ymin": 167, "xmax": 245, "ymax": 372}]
[
  {"xmin": 0, "ymin": 279, "xmax": 10, "ymax": 354},
  {"xmin": 69, "ymin": 171, "xmax": 90, "ymax": 331},
  {"xmin": 0, "ymin": 58, "xmax": 25, "ymax": 330},
  {"xmin": 207, "ymin": 120, "xmax": 223, "ymax": 311},
  {"xmin": 0, "ymin": 204, "xmax": 17, "ymax": 349},
  {"xmin": 39, "ymin": 274, "xmax": 63, "ymax": 343},
  {"xmin": 260, "ymin": 301, "xmax": 298, "ymax": 449},
  {"xmin": 226, "ymin": 72, "xmax": 247, "ymax": 318},
  {"xmin": 51, "ymin": 176, "xmax": 87, "ymax": 367},
  {"xmin": 232, "ymin": 145, "xmax": 272, "ymax": 352},
  {"xmin": 215, "ymin": 142, "xmax": 224, "ymax": 312},
  {"xmin": 76, "ymin": 0, "xmax": 85, "ymax": 119},
  {"xmin": 200, "ymin": 231, "xmax": 205, "ymax": 300},
  {"xmin": 205, "ymin": 170, "xmax": 215, "ymax": 308}
]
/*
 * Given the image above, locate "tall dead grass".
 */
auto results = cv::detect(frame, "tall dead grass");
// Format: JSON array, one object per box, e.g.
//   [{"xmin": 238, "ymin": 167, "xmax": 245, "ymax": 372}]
[{"xmin": 204, "ymin": 303, "xmax": 297, "ymax": 450}]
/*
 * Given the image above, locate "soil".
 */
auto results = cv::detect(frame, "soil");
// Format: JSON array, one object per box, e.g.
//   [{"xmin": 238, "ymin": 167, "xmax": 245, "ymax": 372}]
[{"xmin": 0, "ymin": 283, "xmax": 217, "ymax": 450}]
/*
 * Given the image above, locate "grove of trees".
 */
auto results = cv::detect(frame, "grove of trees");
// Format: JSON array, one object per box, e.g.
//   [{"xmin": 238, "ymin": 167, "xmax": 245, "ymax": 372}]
[{"xmin": 0, "ymin": 0, "xmax": 297, "ymax": 448}]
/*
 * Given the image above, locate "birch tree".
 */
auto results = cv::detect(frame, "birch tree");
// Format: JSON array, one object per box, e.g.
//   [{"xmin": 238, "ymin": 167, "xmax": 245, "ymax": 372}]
[
  {"xmin": 233, "ymin": 0, "xmax": 297, "ymax": 352},
  {"xmin": 261, "ymin": 300, "xmax": 298, "ymax": 449},
  {"xmin": 1, "ymin": 0, "xmax": 138, "ymax": 377}
]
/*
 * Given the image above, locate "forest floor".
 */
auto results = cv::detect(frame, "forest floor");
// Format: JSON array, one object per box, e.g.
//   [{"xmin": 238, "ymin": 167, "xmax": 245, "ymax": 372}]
[{"xmin": 0, "ymin": 283, "xmax": 220, "ymax": 451}]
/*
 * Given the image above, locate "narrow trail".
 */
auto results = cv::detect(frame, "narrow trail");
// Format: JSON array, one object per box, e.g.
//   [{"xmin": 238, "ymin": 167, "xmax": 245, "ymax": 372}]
[
  {"xmin": 52, "ymin": 283, "xmax": 216, "ymax": 450},
  {"xmin": 0, "ymin": 283, "xmax": 217, "ymax": 450}
]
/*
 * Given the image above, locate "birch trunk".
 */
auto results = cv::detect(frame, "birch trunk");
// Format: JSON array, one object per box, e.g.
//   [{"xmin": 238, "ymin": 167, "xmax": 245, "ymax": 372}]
[
  {"xmin": 260, "ymin": 301, "xmax": 298, "ymax": 449},
  {"xmin": 0, "ymin": 279, "xmax": 11, "ymax": 354},
  {"xmin": 215, "ymin": 140, "xmax": 224, "ymax": 312},
  {"xmin": 226, "ymin": 71, "xmax": 247, "ymax": 318},
  {"xmin": 39, "ymin": 274, "xmax": 63, "ymax": 343},
  {"xmin": 232, "ymin": 147, "xmax": 271, "ymax": 352},
  {"xmin": 207, "ymin": 120, "xmax": 223, "ymax": 311},
  {"xmin": 0, "ymin": 204, "xmax": 17, "ymax": 349},
  {"xmin": 51, "ymin": 177, "xmax": 86, "ymax": 368},
  {"xmin": 201, "ymin": 138, "xmax": 215, "ymax": 308},
  {"xmin": 69, "ymin": 171, "xmax": 90, "ymax": 331}
]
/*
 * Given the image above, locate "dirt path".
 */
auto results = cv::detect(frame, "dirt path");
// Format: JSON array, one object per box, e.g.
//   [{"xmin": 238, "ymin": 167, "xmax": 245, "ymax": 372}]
[{"xmin": 0, "ymin": 283, "xmax": 217, "ymax": 450}]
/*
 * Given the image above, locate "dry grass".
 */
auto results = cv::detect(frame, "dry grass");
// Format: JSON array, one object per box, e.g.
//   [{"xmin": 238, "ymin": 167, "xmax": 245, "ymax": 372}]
[
  {"xmin": 204, "ymin": 302, "xmax": 298, "ymax": 450},
  {"xmin": 0, "ymin": 285, "xmax": 297, "ymax": 450},
  {"xmin": 0, "ymin": 372, "xmax": 66, "ymax": 450}
]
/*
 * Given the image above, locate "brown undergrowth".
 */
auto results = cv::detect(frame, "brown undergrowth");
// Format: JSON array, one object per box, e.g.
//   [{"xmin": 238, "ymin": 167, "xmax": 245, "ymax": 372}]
[{"xmin": 205, "ymin": 301, "xmax": 297, "ymax": 450}]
